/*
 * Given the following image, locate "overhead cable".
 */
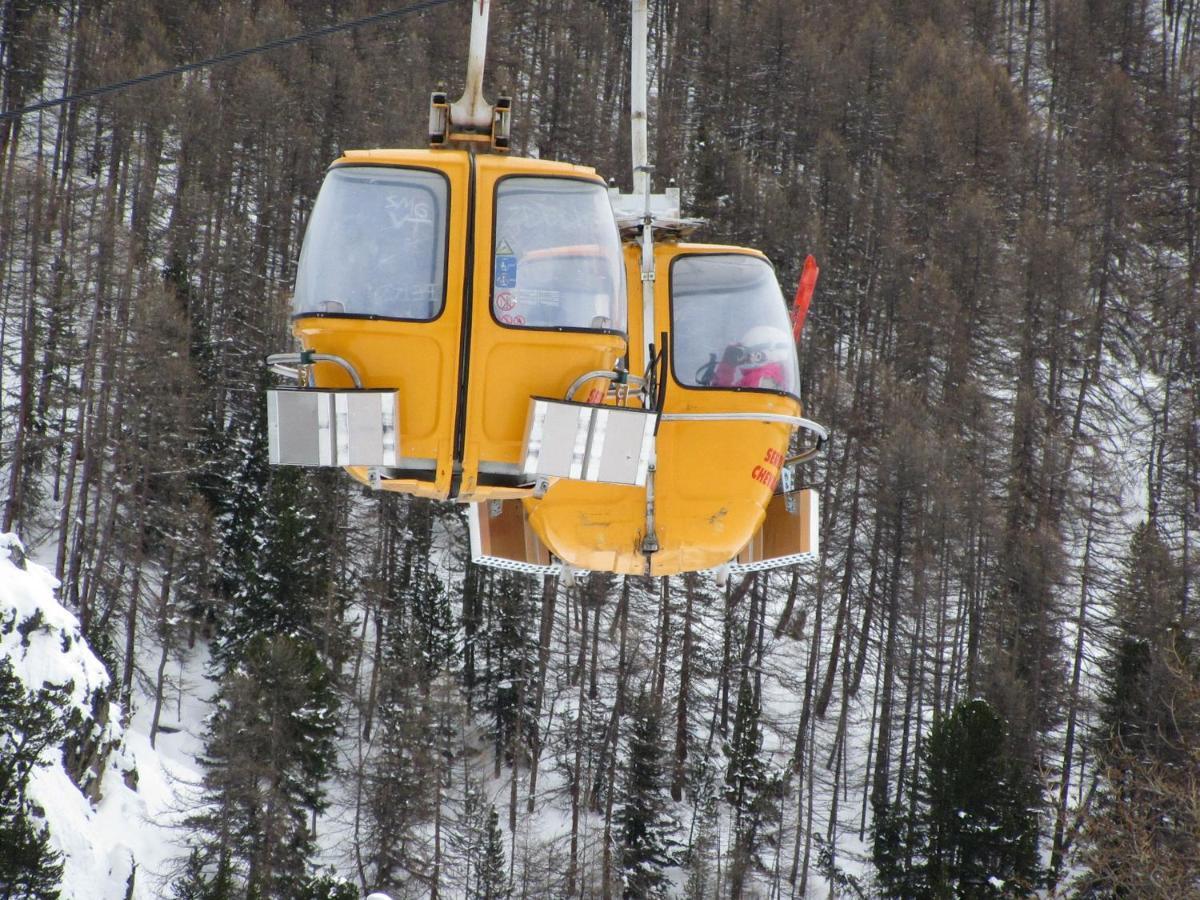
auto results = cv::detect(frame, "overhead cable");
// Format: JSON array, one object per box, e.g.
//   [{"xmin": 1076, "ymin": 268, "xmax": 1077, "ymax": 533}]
[{"xmin": 0, "ymin": 0, "xmax": 461, "ymax": 123}]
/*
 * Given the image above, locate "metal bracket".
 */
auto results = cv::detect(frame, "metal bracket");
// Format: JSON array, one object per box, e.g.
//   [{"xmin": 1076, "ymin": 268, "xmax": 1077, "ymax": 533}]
[
  {"xmin": 429, "ymin": 0, "xmax": 512, "ymax": 151},
  {"xmin": 782, "ymin": 467, "xmax": 797, "ymax": 512},
  {"xmin": 266, "ymin": 351, "xmax": 364, "ymax": 389},
  {"xmin": 640, "ymin": 464, "xmax": 659, "ymax": 554}
]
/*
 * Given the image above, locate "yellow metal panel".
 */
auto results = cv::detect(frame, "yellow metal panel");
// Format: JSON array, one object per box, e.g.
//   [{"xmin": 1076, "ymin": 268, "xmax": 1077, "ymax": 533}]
[
  {"xmin": 292, "ymin": 151, "xmax": 472, "ymax": 500},
  {"xmin": 458, "ymin": 155, "xmax": 627, "ymax": 502},
  {"xmin": 525, "ymin": 481, "xmax": 648, "ymax": 575},
  {"xmin": 479, "ymin": 342, "xmax": 622, "ymax": 443}
]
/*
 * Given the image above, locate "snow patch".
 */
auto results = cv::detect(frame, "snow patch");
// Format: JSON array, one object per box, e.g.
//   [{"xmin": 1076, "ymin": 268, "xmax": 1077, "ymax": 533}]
[{"xmin": 1, "ymin": 533, "xmax": 192, "ymax": 899}]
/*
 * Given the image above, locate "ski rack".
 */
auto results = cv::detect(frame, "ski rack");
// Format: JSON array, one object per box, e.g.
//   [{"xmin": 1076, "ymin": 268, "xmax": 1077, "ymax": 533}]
[{"xmin": 467, "ymin": 500, "xmax": 561, "ymax": 575}]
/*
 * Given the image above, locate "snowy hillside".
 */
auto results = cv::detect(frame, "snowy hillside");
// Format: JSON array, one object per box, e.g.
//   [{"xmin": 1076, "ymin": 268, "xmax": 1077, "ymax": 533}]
[{"xmin": 1, "ymin": 534, "xmax": 192, "ymax": 899}]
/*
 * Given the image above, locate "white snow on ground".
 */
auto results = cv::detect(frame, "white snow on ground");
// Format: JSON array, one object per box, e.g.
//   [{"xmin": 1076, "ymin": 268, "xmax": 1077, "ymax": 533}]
[
  {"xmin": 1, "ymin": 535, "xmax": 109, "ymax": 714},
  {"xmin": 1, "ymin": 533, "xmax": 199, "ymax": 900}
]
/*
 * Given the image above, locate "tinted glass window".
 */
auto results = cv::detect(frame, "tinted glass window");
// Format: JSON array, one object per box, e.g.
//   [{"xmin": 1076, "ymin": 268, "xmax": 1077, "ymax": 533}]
[
  {"xmin": 671, "ymin": 254, "xmax": 800, "ymax": 397},
  {"xmin": 293, "ymin": 166, "xmax": 447, "ymax": 320},
  {"xmin": 492, "ymin": 178, "xmax": 625, "ymax": 331}
]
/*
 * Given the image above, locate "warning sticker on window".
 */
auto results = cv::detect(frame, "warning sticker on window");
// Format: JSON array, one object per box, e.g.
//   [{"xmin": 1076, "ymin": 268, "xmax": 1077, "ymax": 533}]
[{"xmin": 495, "ymin": 253, "xmax": 517, "ymax": 289}]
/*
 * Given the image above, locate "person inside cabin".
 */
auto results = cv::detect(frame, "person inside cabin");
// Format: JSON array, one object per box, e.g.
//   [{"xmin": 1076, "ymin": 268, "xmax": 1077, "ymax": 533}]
[
  {"xmin": 707, "ymin": 325, "xmax": 795, "ymax": 391},
  {"xmin": 674, "ymin": 254, "xmax": 799, "ymax": 396}
]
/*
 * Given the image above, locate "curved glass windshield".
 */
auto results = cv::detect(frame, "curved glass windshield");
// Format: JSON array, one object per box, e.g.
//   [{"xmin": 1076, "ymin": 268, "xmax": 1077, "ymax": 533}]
[
  {"xmin": 293, "ymin": 166, "xmax": 447, "ymax": 320},
  {"xmin": 671, "ymin": 254, "xmax": 800, "ymax": 397},
  {"xmin": 492, "ymin": 178, "xmax": 625, "ymax": 332}
]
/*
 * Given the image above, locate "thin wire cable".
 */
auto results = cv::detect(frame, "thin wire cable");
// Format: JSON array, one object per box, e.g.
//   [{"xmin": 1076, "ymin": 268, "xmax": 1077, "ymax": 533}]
[{"xmin": 0, "ymin": 0, "xmax": 461, "ymax": 123}]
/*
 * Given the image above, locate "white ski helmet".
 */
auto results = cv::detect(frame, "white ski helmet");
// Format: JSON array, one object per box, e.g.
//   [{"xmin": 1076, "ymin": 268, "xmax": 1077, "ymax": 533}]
[{"xmin": 739, "ymin": 325, "xmax": 792, "ymax": 365}]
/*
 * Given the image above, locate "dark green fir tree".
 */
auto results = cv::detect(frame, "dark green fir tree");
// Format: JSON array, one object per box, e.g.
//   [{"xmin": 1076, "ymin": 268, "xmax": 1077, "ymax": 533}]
[
  {"xmin": 619, "ymin": 690, "xmax": 678, "ymax": 899},
  {"xmin": 474, "ymin": 805, "xmax": 510, "ymax": 900},
  {"xmin": 0, "ymin": 807, "xmax": 63, "ymax": 900},
  {"xmin": 920, "ymin": 699, "xmax": 1040, "ymax": 895},
  {"xmin": 871, "ymin": 796, "xmax": 919, "ymax": 898},
  {"xmin": 874, "ymin": 698, "xmax": 1040, "ymax": 897},
  {"xmin": 0, "ymin": 658, "xmax": 66, "ymax": 899}
]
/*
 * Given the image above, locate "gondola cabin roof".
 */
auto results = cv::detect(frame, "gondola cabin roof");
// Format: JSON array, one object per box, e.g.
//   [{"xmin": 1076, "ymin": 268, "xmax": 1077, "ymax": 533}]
[{"xmin": 334, "ymin": 147, "xmax": 601, "ymax": 180}]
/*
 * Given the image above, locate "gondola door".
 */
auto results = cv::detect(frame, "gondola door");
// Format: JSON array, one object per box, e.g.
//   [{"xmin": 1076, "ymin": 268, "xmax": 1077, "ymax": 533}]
[
  {"xmin": 454, "ymin": 155, "xmax": 629, "ymax": 501},
  {"xmin": 290, "ymin": 149, "xmax": 471, "ymax": 500}
]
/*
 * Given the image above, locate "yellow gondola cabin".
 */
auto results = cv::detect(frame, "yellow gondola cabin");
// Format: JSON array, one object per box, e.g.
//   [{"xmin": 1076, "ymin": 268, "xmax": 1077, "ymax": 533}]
[
  {"xmin": 273, "ymin": 149, "xmax": 627, "ymax": 503},
  {"xmin": 517, "ymin": 242, "xmax": 822, "ymax": 576},
  {"xmin": 266, "ymin": 0, "xmax": 827, "ymax": 578}
]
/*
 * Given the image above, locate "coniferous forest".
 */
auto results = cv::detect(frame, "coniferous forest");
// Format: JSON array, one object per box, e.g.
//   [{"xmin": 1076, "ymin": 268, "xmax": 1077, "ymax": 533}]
[{"xmin": 1, "ymin": 0, "xmax": 1198, "ymax": 897}]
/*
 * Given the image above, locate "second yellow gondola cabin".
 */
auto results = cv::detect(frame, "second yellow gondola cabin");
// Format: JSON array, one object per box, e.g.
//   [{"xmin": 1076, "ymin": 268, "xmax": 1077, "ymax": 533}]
[{"xmin": 516, "ymin": 241, "xmax": 821, "ymax": 576}]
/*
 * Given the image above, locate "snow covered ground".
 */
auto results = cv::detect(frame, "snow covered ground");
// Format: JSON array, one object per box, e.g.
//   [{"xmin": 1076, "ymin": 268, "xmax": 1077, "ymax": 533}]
[{"xmin": 2, "ymin": 533, "xmax": 201, "ymax": 900}]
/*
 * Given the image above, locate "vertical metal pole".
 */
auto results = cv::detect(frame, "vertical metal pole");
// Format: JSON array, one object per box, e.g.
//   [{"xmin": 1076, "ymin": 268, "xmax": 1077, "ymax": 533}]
[
  {"xmin": 631, "ymin": 0, "xmax": 659, "ymax": 560},
  {"xmin": 631, "ymin": 0, "xmax": 650, "ymax": 197},
  {"xmin": 631, "ymin": 0, "xmax": 656, "ymax": 378}
]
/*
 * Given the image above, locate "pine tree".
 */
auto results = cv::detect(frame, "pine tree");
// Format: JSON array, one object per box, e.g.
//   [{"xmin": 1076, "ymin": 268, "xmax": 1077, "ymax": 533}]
[
  {"xmin": 195, "ymin": 390, "xmax": 269, "ymax": 644},
  {"xmin": 211, "ymin": 462, "xmax": 336, "ymax": 671},
  {"xmin": 725, "ymin": 675, "xmax": 781, "ymax": 895},
  {"xmin": 480, "ymin": 571, "xmax": 538, "ymax": 770},
  {"xmin": 445, "ymin": 767, "xmax": 487, "ymax": 896},
  {"xmin": 474, "ymin": 806, "xmax": 510, "ymax": 900},
  {"xmin": 0, "ymin": 807, "xmax": 63, "ymax": 900},
  {"xmin": 871, "ymin": 797, "xmax": 920, "ymax": 897},
  {"xmin": 1098, "ymin": 523, "xmax": 1186, "ymax": 768},
  {"xmin": 360, "ymin": 679, "xmax": 437, "ymax": 891},
  {"xmin": 682, "ymin": 764, "xmax": 719, "ymax": 899},
  {"xmin": 873, "ymin": 698, "xmax": 1040, "ymax": 897},
  {"xmin": 1073, "ymin": 525, "xmax": 1199, "ymax": 894},
  {"xmin": 170, "ymin": 848, "xmax": 233, "ymax": 900},
  {"xmin": 920, "ymin": 699, "xmax": 1040, "ymax": 895},
  {"xmin": 0, "ymin": 658, "xmax": 67, "ymax": 899},
  {"xmin": 298, "ymin": 870, "xmax": 360, "ymax": 900},
  {"xmin": 195, "ymin": 354, "xmax": 347, "ymax": 675},
  {"xmin": 1073, "ymin": 633, "xmax": 1200, "ymax": 894},
  {"xmin": 1112, "ymin": 522, "xmax": 1180, "ymax": 648},
  {"xmin": 618, "ymin": 691, "xmax": 678, "ymax": 899},
  {"xmin": 407, "ymin": 562, "xmax": 456, "ymax": 689},
  {"xmin": 181, "ymin": 635, "xmax": 337, "ymax": 898}
]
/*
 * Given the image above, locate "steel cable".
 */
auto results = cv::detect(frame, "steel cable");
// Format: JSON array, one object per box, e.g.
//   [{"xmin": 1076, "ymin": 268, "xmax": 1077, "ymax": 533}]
[{"xmin": 0, "ymin": 0, "xmax": 462, "ymax": 123}]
